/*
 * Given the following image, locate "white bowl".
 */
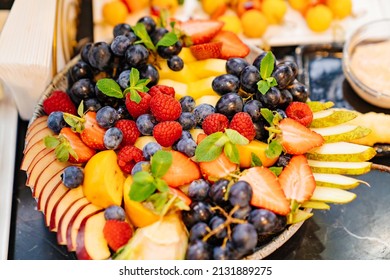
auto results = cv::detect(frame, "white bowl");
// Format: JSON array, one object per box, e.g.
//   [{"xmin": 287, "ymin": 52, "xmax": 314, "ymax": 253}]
[{"xmin": 342, "ymin": 19, "xmax": 390, "ymax": 109}]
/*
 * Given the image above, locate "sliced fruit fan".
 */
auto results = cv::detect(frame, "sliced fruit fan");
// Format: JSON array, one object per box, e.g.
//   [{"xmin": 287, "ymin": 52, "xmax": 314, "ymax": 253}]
[{"xmin": 21, "ymin": 15, "xmax": 376, "ymax": 260}]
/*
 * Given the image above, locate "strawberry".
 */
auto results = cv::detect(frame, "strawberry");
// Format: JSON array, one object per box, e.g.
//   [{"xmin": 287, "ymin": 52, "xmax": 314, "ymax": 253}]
[
  {"xmin": 176, "ymin": 19, "xmax": 224, "ymax": 45},
  {"xmin": 115, "ymin": 119, "xmax": 140, "ymax": 146},
  {"xmin": 57, "ymin": 127, "xmax": 96, "ymax": 163},
  {"xmin": 211, "ymin": 30, "xmax": 250, "ymax": 59},
  {"xmin": 202, "ymin": 113, "xmax": 229, "ymax": 135},
  {"xmin": 150, "ymin": 92, "xmax": 182, "ymax": 122},
  {"xmin": 161, "ymin": 150, "xmax": 201, "ymax": 187},
  {"xmin": 229, "ymin": 112, "xmax": 256, "ymax": 141},
  {"xmin": 278, "ymin": 155, "xmax": 316, "ymax": 203},
  {"xmin": 278, "ymin": 118, "xmax": 324, "ymax": 155},
  {"xmin": 80, "ymin": 111, "xmax": 106, "ymax": 150},
  {"xmin": 239, "ymin": 166, "xmax": 291, "ymax": 216},
  {"xmin": 153, "ymin": 121, "xmax": 182, "ymax": 147},
  {"xmin": 43, "ymin": 90, "xmax": 76, "ymax": 115},
  {"xmin": 189, "ymin": 42, "xmax": 222, "ymax": 60},
  {"xmin": 169, "ymin": 187, "xmax": 192, "ymax": 206},
  {"xmin": 285, "ymin": 101, "xmax": 313, "ymax": 127},
  {"xmin": 199, "ymin": 152, "xmax": 238, "ymax": 183},
  {"xmin": 117, "ymin": 145, "xmax": 145, "ymax": 174},
  {"xmin": 148, "ymin": 85, "xmax": 175, "ymax": 98},
  {"xmin": 125, "ymin": 91, "xmax": 151, "ymax": 119},
  {"xmin": 103, "ymin": 220, "xmax": 133, "ymax": 251}
]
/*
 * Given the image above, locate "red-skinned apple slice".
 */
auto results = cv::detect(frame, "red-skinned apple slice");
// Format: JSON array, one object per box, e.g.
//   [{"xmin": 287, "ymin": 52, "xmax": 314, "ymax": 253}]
[
  {"xmin": 66, "ymin": 203, "xmax": 103, "ymax": 252},
  {"xmin": 24, "ymin": 127, "xmax": 53, "ymax": 153},
  {"xmin": 26, "ymin": 146, "xmax": 53, "ymax": 175},
  {"xmin": 49, "ymin": 187, "xmax": 84, "ymax": 232},
  {"xmin": 37, "ymin": 170, "xmax": 62, "ymax": 212},
  {"xmin": 32, "ymin": 159, "xmax": 69, "ymax": 198},
  {"xmin": 44, "ymin": 183, "xmax": 69, "ymax": 227},
  {"xmin": 26, "ymin": 152, "xmax": 57, "ymax": 187},
  {"xmin": 25, "ymin": 116, "xmax": 48, "ymax": 139},
  {"xmin": 57, "ymin": 198, "xmax": 90, "ymax": 245},
  {"xmin": 75, "ymin": 211, "xmax": 110, "ymax": 260},
  {"xmin": 21, "ymin": 140, "xmax": 51, "ymax": 171},
  {"xmin": 25, "ymin": 118, "xmax": 49, "ymax": 143}
]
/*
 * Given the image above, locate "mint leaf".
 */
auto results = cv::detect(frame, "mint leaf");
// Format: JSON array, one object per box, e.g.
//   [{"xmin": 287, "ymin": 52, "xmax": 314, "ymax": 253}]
[
  {"xmin": 261, "ymin": 108, "xmax": 274, "ymax": 125},
  {"xmin": 44, "ymin": 135, "xmax": 60, "ymax": 149},
  {"xmin": 155, "ymin": 178, "xmax": 169, "ymax": 192},
  {"xmin": 96, "ymin": 78, "xmax": 123, "ymax": 98},
  {"xmin": 224, "ymin": 142, "xmax": 240, "ymax": 164},
  {"xmin": 132, "ymin": 23, "xmax": 156, "ymax": 51},
  {"xmin": 129, "ymin": 89, "xmax": 141, "ymax": 103},
  {"xmin": 156, "ymin": 32, "xmax": 178, "ymax": 47},
  {"xmin": 130, "ymin": 67, "xmax": 140, "ymax": 86},
  {"xmin": 130, "ymin": 171, "xmax": 156, "ymax": 201},
  {"xmin": 257, "ymin": 80, "xmax": 270, "ymax": 95},
  {"xmin": 125, "ymin": 68, "xmax": 149, "ymax": 103},
  {"xmin": 55, "ymin": 144, "xmax": 69, "ymax": 162},
  {"xmin": 265, "ymin": 140, "xmax": 283, "ymax": 158},
  {"xmin": 63, "ymin": 113, "xmax": 84, "ymax": 133},
  {"xmin": 147, "ymin": 192, "xmax": 168, "ymax": 213},
  {"xmin": 266, "ymin": 77, "xmax": 278, "ymax": 87},
  {"xmin": 260, "ymin": 51, "xmax": 275, "ymax": 79},
  {"xmin": 195, "ymin": 132, "xmax": 229, "ymax": 162},
  {"xmin": 269, "ymin": 166, "xmax": 283, "ymax": 176},
  {"xmin": 225, "ymin": 128, "xmax": 249, "ymax": 145},
  {"xmin": 77, "ymin": 100, "xmax": 84, "ymax": 117},
  {"xmin": 250, "ymin": 152, "xmax": 263, "ymax": 167},
  {"xmin": 151, "ymin": 150, "xmax": 173, "ymax": 178}
]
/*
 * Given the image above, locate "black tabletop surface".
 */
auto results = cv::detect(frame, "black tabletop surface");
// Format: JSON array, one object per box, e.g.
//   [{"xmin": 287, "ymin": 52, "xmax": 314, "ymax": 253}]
[{"xmin": 6, "ymin": 0, "xmax": 390, "ymax": 260}]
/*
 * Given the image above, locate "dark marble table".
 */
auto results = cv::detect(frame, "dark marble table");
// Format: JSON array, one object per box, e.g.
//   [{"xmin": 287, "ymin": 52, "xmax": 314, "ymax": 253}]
[{"xmin": 6, "ymin": 0, "xmax": 390, "ymax": 260}]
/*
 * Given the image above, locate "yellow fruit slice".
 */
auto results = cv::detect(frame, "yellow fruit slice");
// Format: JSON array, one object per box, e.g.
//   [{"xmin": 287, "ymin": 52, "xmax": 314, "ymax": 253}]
[
  {"xmin": 186, "ymin": 59, "xmax": 227, "ymax": 79},
  {"xmin": 236, "ymin": 140, "xmax": 279, "ymax": 168}
]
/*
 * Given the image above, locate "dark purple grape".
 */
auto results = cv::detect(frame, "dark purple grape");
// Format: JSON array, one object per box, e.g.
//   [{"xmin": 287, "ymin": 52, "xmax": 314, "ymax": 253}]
[
  {"xmin": 257, "ymin": 87, "xmax": 282, "ymax": 110},
  {"xmin": 253, "ymin": 120, "xmax": 268, "ymax": 142},
  {"xmin": 243, "ymin": 99, "xmax": 263, "ymax": 122},
  {"xmin": 228, "ymin": 181, "xmax": 253, "ymax": 208},
  {"xmin": 80, "ymin": 42, "xmax": 92, "ymax": 63},
  {"xmin": 110, "ymin": 35, "xmax": 133, "ymax": 56},
  {"xmin": 279, "ymin": 60, "xmax": 298, "ymax": 78},
  {"xmin": 193, "ymin": 103, "xmax": 215, "ymax": 126},
  {"xmin": 213, "ymin": 245, "xmax": 232, "ymax": 260},
  {"xmin": 209, "ymin": 216, "xmax": 227, "ymax": 240},
  {"xmin": 125, "ymin": 44, "xmax": 149, "ymax": 68},
  {"xmin": 69, "ymin": 78, "xmax": 95, "ymax": 103},
  {"xmin": 139, "ymin": 64, "xmax": 159, "ymax": 87},
  {"xmin": 189, "ymin": 222, "xmax": 210, "ymax": 242},
  {"xmin": 252, "ymin": 51, "xmax": 277, "ymax": 70},
  {"xmin": 150, "ymin": 27, "xmax": 168, "ymax": 45},
  {"xmin": 185, "ymin": 240, "xmax": 212, "ymax": 260},
  {"xmin": 232, "ymin": 205, "xmax": 252, "ymax": 220},
  {"xmin": 84, "ymin": 98, "xmax": 102, "ymax": 112},
  {"xmin": 231, "ymin": 223, "xmax": 258, "ymax": 255},
  {"xmin": 47, "ymin": 111, "xmax": 66, "ymax": 134},
  {"xmin": 167, "ymin": 55, "xmax": 184, "ymax": 71},
  {"xmin": 95, "ymin": 84, "xmax": 121, "ymax": 108},
  {"xmin": 176, "ymin": 137, "xmax": 197, "ymax": 157},
  {"xmin": 68, "ymin": 60, "xmax": 93, "ymax": 84},
  {"xmin": 226, "ymin": 57, "xmax": 249, "ymax": 77},
  {"xmin": 104, "ymin": 205, "xmax": 126, "ymax": 221},
  {"xmin": 113, "ymin": 23, "xmax": 132, "ymax": 37},
  {"xmin": 212, "ymin": 74, "xmax": 240, "ymax": 95},
  {"xmin": 87, "ymin": 42, "xmax": 113, "ymax": 71},
  {"xmin": 209, "ymin": 179, "xmax": 230, "ymax": 205},
  {"xmin": 240, "ymin": 65, "xmax": 261, "ymax": 93},
  {"xmin": 276, "ymin": 108, "xmax": 287, "ymax": 119},
  {"xmin": 104, "ymin": 127, "xmax": 123, "ymax": 150},
  {"xmin": 96, "ymin": 106, "xmax": 118, "ymax": 128},
  {"xmin": 61, "ymin": 166, "xmax": 84, "ymax": 189},
  {"xmin": 188, "ymin": 179, "xmax": 210, "ymax": 201},
  {"xmin": 272, "ymin": 64, "xmax": 295, "ymax": 89},
  {"xmin": 215, "ymin": 92, "xmax": 243, "ymax": 119},
  {"xmin": 179, "ymin": 96, "xmax": 196, "ymax": 112},
  {"xmin": 142, "ymin": 142, "xmax": 162, "ymax": 160},
  {"xmin": 275, "ymin": 153, "xmax": 292, "ymax": 167},
  {"xmin": 248, "ymin": 208, "xmax": 286, "ymax": 235},
  {"xmin": 116, "ymin": 104, "xmax": 131, "ymax": 120},
  {"xmin": 279, "ymin": 88, "xmax": 293, "ymax": 109},
  {"xmin": 289, "ymin": 81, "xmax": 309, "ymax": 102},
  {"xmin": 182, "ymin": 201, "xmax": 214, "ymax": 228},
  {"xmin": 178, "ymin": 112, "xmax": 196, "ymax": 130},
  {"xmin": 136, "ymin": 113, "xmax": 157, "ymax": 135},
  {"xmin": 157, "ymin": 40, "xmax": 183, "ymax": 59},
  {"xmin": 137, "ymin": 16, "xmax": 156, "ymax": 34}
]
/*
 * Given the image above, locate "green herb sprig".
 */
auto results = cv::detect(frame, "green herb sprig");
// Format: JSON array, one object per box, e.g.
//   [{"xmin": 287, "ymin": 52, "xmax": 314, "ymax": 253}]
[{"xmin": 257, "ymin": 51, "xmax": 278, "ymax": 95}]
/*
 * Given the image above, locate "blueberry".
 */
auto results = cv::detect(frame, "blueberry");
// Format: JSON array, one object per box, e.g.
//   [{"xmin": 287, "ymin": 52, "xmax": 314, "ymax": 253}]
[
  {"xmin": 96, "ymin": 106, "xmax": 118, "ymax": 128},
  {"xmin": 104, "ymin": 205, "xmax": 126, "ymax": 221},
  {"xmin": 188, "ymin": 179, "xmax": 210, "ymax": 201},
  {"xmin": 104, "ymin": 127, "xmax": 123, "ymax": 150},
  {"xmin": 68, "ymin": 60, "xmax": 93, "ymax": 84},
  {"xmin": 125, "ymin": 44, "xmax": 149, "ymax": 68},
  {"xmin": 157, "ymin": 40, "xmax": 183, "ymax": 59},
  {"xmin": 113, "ymin": 23, "xmax": 132, "ymax": 37},
  {"xmin": 142, "ymin": 142, "xmax": 162, "ymax": 160},
  {"xmin": 47, "ymin": 111, "xmax": 65, "ymax": 133},
  {"xmin": 179, "ymin": 96, "xmax": 196, "ymax": 112},
  {"xmin": 69, "ymin": 78, "xmax": 95, "ymax": 103},
  {"xmin": 131, "ymin": 161, "xmax": 151, "ymax": 175},
  {"xmin": 137, "ymin": 16, "xmax": 156, "ymax": 34},
  {"xmin": 84, "ymin": 98, "xmax": 102, "ymax": 112},
  {"xmin": 228, "ymin": 181, "xmax": 253, "ymax": 208},
  {"xmin": 139, "ymin": 64, "xmax": 159, "ymax": 87},
  {"xmin": 167, "ymin": 55, "xmax": 184, "ymax": 71},
  {"xmin": 95, "ymin": 84, "xmax": 121, "ymax": 108},
  {"xmin": 178, "ymin": 112, "xmax": 196, "ymax": 130},
  {"xmin": 180, "ymin": 130, "xmax": 193, "ymax": 140},
  {"xmin": 61, "ymin": 166, "xmax": 84, "ymax": 189},
  {"xmin": 87, "ymin": 42, "xmax": 113, "ymax": 71},
  {"xmin": 150, "ymin": 27, "xmax": 168, "ymax": 45},
  {"xmin": 226, "ymin": 57, "xmax": 249, "ymax": 77},
  {"xmin": 212, "ymin": 74, "xmax": 240, "ymax": 95},
  {"xmin": 176, "ymin": 138, "xmax": 197, "ymax": 157},
  {"xmin": 136, "ymin": 114, "xmax": 157, "ymax": 135},
  {"xmin": 117, "ymin": 69, "xmax": 130, "ymax": 89},
  {"xmin": 193, "ymin": 104, "xmax": 215, "ymax": 126},
  {"xmin": 215, "ymin": 92, "xmax": 243, "ymax": 119},
  {"xmin": 110, "ymin": 35, "xmax": 133, "ymax": 56}
]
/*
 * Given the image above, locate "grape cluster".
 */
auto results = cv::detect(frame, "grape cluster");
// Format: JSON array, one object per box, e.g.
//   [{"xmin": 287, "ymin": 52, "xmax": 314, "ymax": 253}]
[{"xmin": 183, "ymin": 179, "xmax": 287, "ymax": 260}]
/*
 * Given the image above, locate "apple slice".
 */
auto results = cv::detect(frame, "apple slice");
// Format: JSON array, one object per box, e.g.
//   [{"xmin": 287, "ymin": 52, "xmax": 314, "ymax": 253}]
[
  {"xmin": 311, "ymin": 124, "xmax": 371, "ymax": 143},
  {"xmin": 306, "ymin": 142, "xmax": 376, "ymax": 162},
  {"xmin": 21, "ymin": 139, "xmax": 51, "ymax": 171},
  {"xmin": 313, "ymin": 173, "xmax": 368, "ymax": 190},
  {"xmin": 57, "ymin": 198, "xmax": 90, "ymax": 245},
  {"xmin": 310, "ymin": 109, "xmax": 358, "ymax": 128},
  {"xmin": 308, "ymin": 160, "xmax": 372, "ymax": 175},
  {"xmin": 66, "ymin": 203, "xmax": 103, "ymax": 252},
  {"xmin": 49, "ymin": 187, "xmax": 84, "ymax": 232},
  {"xmin": 24, "ymin": 127, "xmax": 53, "ymax": 153},
  {"xmin": 25, "ymin": 116, "xmax": 48, "ymax": 138},
  {"xmin": 26, "ymin": 152, "xmax": 57, "ymax": 187},
  {"xmin": 26, "ymin": 146, "xmax": 53, "ymax": 175},
  {"xmin": 75, "ymin": 211, "xmax": 110, "ymax": 260},
  {"xmin": 33, "ymin": 159, "xmax": 69, "ymax": 198},
  {"xmin": 44, "ymin": 184, "xmax": 69, "ymax": 227},
  {"xmin": 25, "ymin": 117, "xmax": 49, "ymax": 143},
  {"xmin": 37, "ymin": 169, "xmax": 62, "ymax": 211},
  {"xmin": 310, "ymin": 186, "xmax": 357, "ymax": 204}
]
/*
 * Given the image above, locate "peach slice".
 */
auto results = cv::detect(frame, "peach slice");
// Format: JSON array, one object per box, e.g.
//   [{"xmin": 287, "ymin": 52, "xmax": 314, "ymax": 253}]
[{"xmin": 44, "ymin": 184, "xmax": 69, "ymax": 227}]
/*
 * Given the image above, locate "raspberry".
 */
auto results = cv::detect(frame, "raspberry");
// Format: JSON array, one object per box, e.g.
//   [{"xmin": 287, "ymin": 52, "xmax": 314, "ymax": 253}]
[
  {"xmin": 285, "ymin": 101, "xmax": 313, "ymax": 127},
  {"xmin": 117, "ymin": 145, "xmax": 145, "ymax": 174},
  {"xmin": 103, "ymin": 220, "xmax": 133, "ymax": 251},
  {"xmin": 202, "ymin": 113, "xmax": 229, "ymax": 135},
  {"xmin": 115, "ymin": 119, "xmax": 140, "ymax": 146},
  {"xmin": 43, "ymin": 90, "xmax": 76, "ymax": 115},
  {"xmin": 148, "ymin": 85, "xmax": 175, "ymax": 98},
  {"xmin": 229, "ymin": 112, "xmax": 256, "ymax": 141},
  {"xmin": 125, "ymin": 91, "xmax": 151, "ymax": 119},
  {"xmin": 150, "ymin": 93, "xmax": 182, "ymax": 122},
  {"xmin": 153, "ymin": 121, "xmax": 182, "ymax": 147}
]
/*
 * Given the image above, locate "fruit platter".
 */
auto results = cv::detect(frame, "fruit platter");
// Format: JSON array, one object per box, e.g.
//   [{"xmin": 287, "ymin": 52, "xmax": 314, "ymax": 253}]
[{"xmin": 20, "ymin": 14, "xmax": 389, "ymax": 260}]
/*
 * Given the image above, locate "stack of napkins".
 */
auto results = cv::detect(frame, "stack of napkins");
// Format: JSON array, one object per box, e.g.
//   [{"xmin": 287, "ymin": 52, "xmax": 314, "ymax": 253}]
[{"xmin": 0, "ymin": 0, "xmax": 78, "ymax": 120}]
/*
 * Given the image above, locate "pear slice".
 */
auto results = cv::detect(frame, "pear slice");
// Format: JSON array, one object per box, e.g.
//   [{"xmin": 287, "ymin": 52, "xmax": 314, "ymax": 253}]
[
  {"xmin": 311, "ymin": 124, "xmax": 371, "ymax": 143},
  {"xmin": 308, "ymin": 160, "xmax": 372, "ymax": 175},
  {"xmin": 307, "ymin": 101, "xmax": 334, "ymax": 112},
  {"xmin": 301, "ymin": 200, "xmax": 330, "ymax": 210},
  {"xmin": 310, "ymin": 109, "xmax": 358, "ymax": 128},
  {"xmin": 288, "ymin": 209, "xmax": 313, "ymax": 224},
  {"xmin": 306, "ymin": 142, "xmax": 376, "ymax": 162},
  {"xmin": 313, "ymin": 173, "xmax": 369, "ymax": 189},
  {"xmin": 310, "ymin": 186, "xmax": 357, "ymax": 204}
]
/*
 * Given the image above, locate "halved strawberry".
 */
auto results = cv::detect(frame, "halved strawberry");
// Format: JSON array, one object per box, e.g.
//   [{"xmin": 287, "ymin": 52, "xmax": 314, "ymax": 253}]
[
  {"xmin": 80, "ymin": 111, "xmax": 106, "ymax": 150},
  {"xmin": 285, "ymin": 101, "xmax": 313, "ymax": 127},
  {"xmin": 278, "ymin": 155, "xmax": 316, "ymax": 203},
  {"xmin": 189, "ymin": 42, "xmax": 222, "ymax": 60},
  {"xmin": 169, "ymin": 187, "xmax": 192, "ymax": 206},
  {"xmin": 278, "ymin": 118, "xmax": 324, "ymax": 155},
  {"xmin": 59, "ymin": 127, "xmax": 96, "ymax": 163},
  {"xmin": 161, "ymin": 150, "xmax": 201, "ymax": 188},
  {"xmin": 199, "ymin": 152, "xmax": 238, "ymax": 183},
  {"xmin": 239, "ymin": 166, "xmax": 291, "ymax": 216},
  {"xmin": 211, "ymin": 30, "xmax": 250, "ymax": 59},
  {"xmin": 176, "ymin": 19, "xmax": 224, "ymax": 45}
]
